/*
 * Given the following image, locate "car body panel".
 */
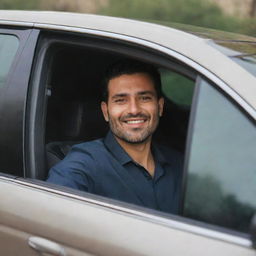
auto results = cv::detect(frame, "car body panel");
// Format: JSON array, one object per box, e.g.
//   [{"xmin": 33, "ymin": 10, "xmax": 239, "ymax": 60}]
[
  {"xmin": 0, "ymin": 10, "xmax": 255, "ymax": 112},
  {"xmin": 0, "ymin": 28, "xmax": 39, "ymax": 175},
  {"xmin": 0, "ymin": 177, "xmax": 254, "ymax": 256}
]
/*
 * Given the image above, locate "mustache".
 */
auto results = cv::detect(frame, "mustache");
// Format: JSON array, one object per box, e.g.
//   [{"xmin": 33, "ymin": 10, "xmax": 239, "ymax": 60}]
[{"xmin": 120, "ymin": 113, "xmax": 149, "ymax": 121}]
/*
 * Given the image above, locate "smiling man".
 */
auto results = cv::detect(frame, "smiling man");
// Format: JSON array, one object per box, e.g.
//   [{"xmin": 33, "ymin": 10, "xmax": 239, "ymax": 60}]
[{"xmin": 47, "ymin": 59, "xmax": 183, "ymax": 214}]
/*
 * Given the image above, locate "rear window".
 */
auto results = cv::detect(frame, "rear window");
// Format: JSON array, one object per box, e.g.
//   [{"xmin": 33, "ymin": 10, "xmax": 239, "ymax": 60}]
[
  {"xmin": 209, "ymin": 40, "xmax": 256, "ymax": 78},
  {"xmin": 231, "ymin": 55, "xmax": 256, "ymax": 77},
  {"xmin": 0, "ymin": 34, "xmax": 19, "ymax": 88}
]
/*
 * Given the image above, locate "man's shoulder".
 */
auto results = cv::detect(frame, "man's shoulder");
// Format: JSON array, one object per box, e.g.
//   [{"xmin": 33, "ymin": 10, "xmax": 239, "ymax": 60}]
[
  {"xmin": 51, "ymin": 137, "xmax": 108, "ymax": 170},
  {"xmin": 64, "ymin": 137, "xmax": 108, "ymax": 161},
  {"xmin": 73, "ymin": 137, "xmax": 105, "ymax": 151}
]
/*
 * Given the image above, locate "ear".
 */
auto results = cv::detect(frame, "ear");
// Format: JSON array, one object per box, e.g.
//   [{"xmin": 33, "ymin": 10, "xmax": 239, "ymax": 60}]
[
  {"xmin": 158, "ymin": 97, "xmax": 164, "ymax": 117},
  {"xmin": 101, "ymin": 101, "xmax": 109, "ymax": 122}
]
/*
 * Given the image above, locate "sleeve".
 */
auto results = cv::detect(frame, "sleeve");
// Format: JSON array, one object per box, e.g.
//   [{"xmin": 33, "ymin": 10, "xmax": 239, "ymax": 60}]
[{"xmin": 46, "ymin": 146, "xmax": 95, "ymax": 192}]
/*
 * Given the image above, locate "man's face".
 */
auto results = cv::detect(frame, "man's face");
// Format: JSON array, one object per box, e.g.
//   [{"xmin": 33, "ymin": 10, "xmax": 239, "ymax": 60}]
[{"xmin": 101, "ymin": 73, "xmax": 164, "ymax": 144}]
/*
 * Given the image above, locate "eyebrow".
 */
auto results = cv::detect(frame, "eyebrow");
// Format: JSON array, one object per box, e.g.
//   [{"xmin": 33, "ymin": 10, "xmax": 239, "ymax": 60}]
[
  {"xmin": 111, "ymin": 93, "xmax": 128, "ymax": 99},
  {"xmin": 137, "ymin": 91, "xmax": 155, "ymax": 96},
  {"xmin": 111, "ymin": 91, "xmax": 155, "ymax": 99}
]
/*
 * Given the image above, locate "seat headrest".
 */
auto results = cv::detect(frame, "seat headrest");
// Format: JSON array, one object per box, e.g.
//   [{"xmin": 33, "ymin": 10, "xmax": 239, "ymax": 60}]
[
  {"xmin": 48, "ymin": 99, "xmax": 108, "ymax": 141},
  {"xmin": 60, "ymin": 101, "xmax": 84, "ymax": 138}
]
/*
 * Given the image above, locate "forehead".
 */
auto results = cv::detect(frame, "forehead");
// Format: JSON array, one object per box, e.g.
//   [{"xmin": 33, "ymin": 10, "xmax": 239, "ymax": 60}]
[{"xmin": 108, "ymin": 73, "xmax": 156, "ymax": 96}]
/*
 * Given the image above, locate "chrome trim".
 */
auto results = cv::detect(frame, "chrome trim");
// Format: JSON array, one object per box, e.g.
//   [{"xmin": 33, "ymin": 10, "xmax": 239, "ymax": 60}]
[
  {"xmin": 0, "ymin": 20, "xmax": 255, "ymax": 118},
  {"xmin": 0, "ymin": 20, "xmax": 33, "ymax": 27},
  {"xmin": 0, "ymin": 176, "xmax": 252, "ymax": 249},
  {"xmin": 0, "ymin": 175, "xmax": 16, "ymax": 182}
]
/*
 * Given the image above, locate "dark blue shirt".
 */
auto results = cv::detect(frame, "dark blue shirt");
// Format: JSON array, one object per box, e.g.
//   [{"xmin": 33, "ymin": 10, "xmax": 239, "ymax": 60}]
[{"xmin": 47, "ymin": 131, "xmax": 183, "ymax": 214}]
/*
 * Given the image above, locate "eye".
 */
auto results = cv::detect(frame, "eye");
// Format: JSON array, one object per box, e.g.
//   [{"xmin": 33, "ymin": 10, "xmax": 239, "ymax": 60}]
[
  {"xmin": 140, "ymin": 95, "xmax": 152, "ymax": 101},
  {"xmin": 114, "ymin": 98, "xmax": 126, "ymax": 103}
]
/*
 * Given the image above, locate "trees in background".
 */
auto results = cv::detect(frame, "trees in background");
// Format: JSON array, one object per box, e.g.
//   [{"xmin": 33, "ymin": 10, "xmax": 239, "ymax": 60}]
[
  {"xmin": 39, "ymin": 0, "xmax": 107, "ymax": 13},
  {"xmin": 98, "ymin": 0, "xmax": 256, "ymax": 36},
  {"xmin": 0, "ymin": 0, "xmax": 255, "ymax": 36},
  {"xmin": 0, "ymin": 0, "xmax": 40, "ymax": 10},
  {"xmin": 250, "ymin": 0, "xmax": 256, "ymax": 17}
]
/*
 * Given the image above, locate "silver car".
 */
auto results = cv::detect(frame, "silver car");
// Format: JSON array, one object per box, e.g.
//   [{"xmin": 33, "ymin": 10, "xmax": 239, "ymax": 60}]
[{"xmin": 0, "ymin": 10, "xmax": 255, "ymax": 255}]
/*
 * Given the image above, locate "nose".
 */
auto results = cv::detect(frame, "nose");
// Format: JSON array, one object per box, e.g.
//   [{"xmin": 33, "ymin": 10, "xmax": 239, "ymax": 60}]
[{"xmin": 128, "ymin": 98, "xmax": 141, "ymax": 115}]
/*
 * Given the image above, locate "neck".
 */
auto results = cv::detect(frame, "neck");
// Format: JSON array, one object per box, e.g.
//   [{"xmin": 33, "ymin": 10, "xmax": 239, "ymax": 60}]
[{"xmin": 115, "ymin": 136, "xmax": 155, "ymax": 176}]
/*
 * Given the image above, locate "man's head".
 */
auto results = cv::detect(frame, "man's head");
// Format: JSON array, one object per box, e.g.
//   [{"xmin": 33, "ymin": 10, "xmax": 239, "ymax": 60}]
[
  {"xmin": 102, "ymin": 59, "xmax": 163, "ymax": 102},
  {"xmin": 101, "ymin": 59, "xmax": 164, "ymax": 145}
]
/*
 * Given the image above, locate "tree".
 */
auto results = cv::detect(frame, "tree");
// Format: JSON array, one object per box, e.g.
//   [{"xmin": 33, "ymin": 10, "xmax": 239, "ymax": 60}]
[
  {"xmin": 98, "ymin": 0, "xmax": 255, "ymax": 36},
  {"xmin": 0, "ymin": 0, "xmax": 40, "ymax": 9},
  {"xmin": 250, "ymin": 0, "xmax": 256, "ymax": 17}
]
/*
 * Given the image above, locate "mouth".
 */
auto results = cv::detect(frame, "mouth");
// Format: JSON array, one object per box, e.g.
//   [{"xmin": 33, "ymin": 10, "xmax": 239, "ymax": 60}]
[
  {"xmin": 125, "ymin": 119, "xmax": 146, "ymax": 124},
  {"xmin": 122, "ymin": 118, "xmax": 148, "ymax": 128}
]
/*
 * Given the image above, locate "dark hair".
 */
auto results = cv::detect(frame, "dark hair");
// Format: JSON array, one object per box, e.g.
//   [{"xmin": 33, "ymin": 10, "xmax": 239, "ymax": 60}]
[{"xmin": 102, "ymin": 59, "xmax": 162, "ymax": 102}]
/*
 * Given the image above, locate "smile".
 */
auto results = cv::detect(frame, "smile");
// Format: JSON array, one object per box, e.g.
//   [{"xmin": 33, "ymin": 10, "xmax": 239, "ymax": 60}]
[{"xmin": 125, "ymin": 120, "xmax": 146, "ymax": 124}]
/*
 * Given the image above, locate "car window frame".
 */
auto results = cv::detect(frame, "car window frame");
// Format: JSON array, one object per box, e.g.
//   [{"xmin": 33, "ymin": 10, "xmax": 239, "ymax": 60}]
[
  {"xmin": 26, "ymin": 29, "xmax": 197, "ymax": 180},
  {"xmin": 0, "ymin": 27, "xmax": 39, "ymax": 177}
]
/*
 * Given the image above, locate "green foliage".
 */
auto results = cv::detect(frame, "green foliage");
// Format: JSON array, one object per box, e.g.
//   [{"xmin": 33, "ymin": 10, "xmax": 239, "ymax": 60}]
[
  {"xmin": 0, "ymin": 0, "xmax": 40, "ymax": 10},
  {"xmin": 161, "ymin": 70, "xmax": 194, "ymax": 106},
  {"xmin": 239, "ymin": 17, "xmax": 256, "ymax": 37},
  {"xmin": 98, "ymin": 0, "xmax": 255, "ymax": 36}
]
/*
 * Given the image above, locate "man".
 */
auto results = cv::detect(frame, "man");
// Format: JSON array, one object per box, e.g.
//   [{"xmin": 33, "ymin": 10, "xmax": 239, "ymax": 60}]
[{"xmin": 47, "ymin": 59, "xmax": 183, "ymax": 214}]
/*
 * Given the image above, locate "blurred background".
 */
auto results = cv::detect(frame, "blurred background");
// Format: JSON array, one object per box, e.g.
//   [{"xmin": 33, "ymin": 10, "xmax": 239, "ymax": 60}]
[{"xmin": 0, "ymin": 0, "xmax": 255, "ymax": 36}]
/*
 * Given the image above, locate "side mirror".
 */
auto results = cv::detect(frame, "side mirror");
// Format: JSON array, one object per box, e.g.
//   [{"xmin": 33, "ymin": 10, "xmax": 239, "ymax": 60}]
[{"xmin": 251, "ymin": 214, "xmax": 256, "ymax": 249}]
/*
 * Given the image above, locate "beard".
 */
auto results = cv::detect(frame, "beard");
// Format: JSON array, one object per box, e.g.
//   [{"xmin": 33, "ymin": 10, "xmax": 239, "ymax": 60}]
[{"xmin": 108, "ymin": 113, "xmax": 159, "ymax": 144}]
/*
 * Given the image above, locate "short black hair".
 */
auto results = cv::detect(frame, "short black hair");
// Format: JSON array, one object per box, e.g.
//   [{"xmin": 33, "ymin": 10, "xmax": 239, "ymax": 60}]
[{"xmin": 102, "ymin": 59, "xmax": 162, "ymax": 102}]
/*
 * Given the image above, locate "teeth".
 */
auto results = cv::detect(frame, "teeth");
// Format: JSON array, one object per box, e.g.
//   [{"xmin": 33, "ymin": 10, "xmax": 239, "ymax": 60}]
[{"xmin": 126, "ymin": 120, "xmax": 144, "ymax": 124}]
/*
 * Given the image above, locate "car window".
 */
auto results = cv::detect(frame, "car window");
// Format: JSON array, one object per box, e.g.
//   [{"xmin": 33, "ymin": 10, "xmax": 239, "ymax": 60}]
[
  {"xmin": 231, "ymin": 55, "xmax": 256, "ymax": 78},
  {"xmin": 0, "ymin": 34, "xmax": 19, "ymax": 89},
  {"xmin": 184, "ymin": 78, "xmax": 256, "ymax": 233},
  {"xmin": 208, "ymin": 41, "xmax": 256, "ymax": 78},
  {"xmin": 160, "ymin": 68, "xmax": 195, "ymax": 106}
]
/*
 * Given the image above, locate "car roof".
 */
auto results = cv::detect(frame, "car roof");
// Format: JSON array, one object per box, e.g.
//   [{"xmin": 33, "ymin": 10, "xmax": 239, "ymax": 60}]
[{"xmin": 0, "ymin": 10, "xmax": 255, "ymax": 112}]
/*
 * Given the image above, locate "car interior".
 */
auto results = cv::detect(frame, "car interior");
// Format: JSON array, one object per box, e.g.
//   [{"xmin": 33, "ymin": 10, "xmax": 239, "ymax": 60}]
[
  {"xmin": 32, "ymin": 32, "xmax": 196, "ymax": 181},
  {"xmin": 44, "ymin": 48, "xmax": 193, "ymax": 174}
]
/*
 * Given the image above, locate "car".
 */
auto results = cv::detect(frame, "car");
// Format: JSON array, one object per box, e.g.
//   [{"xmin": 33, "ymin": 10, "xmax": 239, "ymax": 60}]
[{"xmin": 0, "ymin": 10, "xmax": 255, "ymax": 256}]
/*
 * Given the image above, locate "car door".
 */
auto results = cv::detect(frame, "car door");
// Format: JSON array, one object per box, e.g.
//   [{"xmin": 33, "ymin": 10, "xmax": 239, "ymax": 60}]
[
  {"xmin": 1, "ymin": 69, "xmax": 255, "ymax": 256},
  {"xmin": 0, "ymin": 27, "xmax": 39, "ymax": 176},
  {"xmin": 0, "ymin": 174, "xmax": 255, "ymax": 256}
]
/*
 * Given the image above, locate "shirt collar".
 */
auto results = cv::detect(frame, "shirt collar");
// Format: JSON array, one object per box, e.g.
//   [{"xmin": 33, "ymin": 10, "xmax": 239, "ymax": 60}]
[
  {"xmin": 104, "ymin": 131, "xmax": 132, "ymax": 165},
  {"xmin": 151, "ymin": 142, "xmax": 171, "ymax": 167},
  {"xmin": 104, "ymin": 131, "xmax": 171, "ymax": 167}
]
